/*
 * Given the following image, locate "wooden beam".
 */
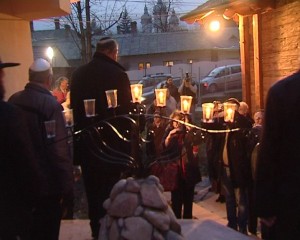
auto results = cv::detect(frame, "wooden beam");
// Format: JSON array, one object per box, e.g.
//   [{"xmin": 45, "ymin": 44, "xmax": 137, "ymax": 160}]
[
  {"xmin": 252, "ymin": 14, "xmax": 264, "ymax": 110},
  {"xmin": 239, "ymin": 15, "xmax": 252, "ymax": 112}
]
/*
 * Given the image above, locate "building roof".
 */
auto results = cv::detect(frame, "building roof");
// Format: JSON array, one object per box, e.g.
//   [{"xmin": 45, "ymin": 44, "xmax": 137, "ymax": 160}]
[
  {"xmin": 180, "ymin": 0, "xmax": 275, "ymax": 23},
  {"xmin": 110, "ymin": 28, "xmax": 239, "ymax": 57},
  {"xmin": 32, "ymin": 29, "xmax": 82, "ymax": 61},
  {"xmin": 32, "ymin": 27, "xmax": 239, "ymax": 61}
]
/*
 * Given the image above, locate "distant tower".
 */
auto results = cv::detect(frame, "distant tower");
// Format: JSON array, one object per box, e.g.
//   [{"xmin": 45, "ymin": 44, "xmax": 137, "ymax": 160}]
[
  {"xmin": 153, "ymin": 0, "xmax": 168, "ymax": 33},
  {"xmin": 169, "ymin": 9, "xmax": 179, "ymax": 31},
  {"xmin": 141, "ymin": 4, "xmax": 152, "ymax": 33}
]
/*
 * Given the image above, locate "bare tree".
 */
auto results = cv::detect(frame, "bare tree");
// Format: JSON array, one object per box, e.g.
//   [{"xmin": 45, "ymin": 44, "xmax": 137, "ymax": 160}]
[{"xmin": 63, "ymin": 0, "xmax": 125, "ymax": 63}]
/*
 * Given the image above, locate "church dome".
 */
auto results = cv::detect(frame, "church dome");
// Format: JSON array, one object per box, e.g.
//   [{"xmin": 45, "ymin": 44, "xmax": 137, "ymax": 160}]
[
  {"xmin": 153, "ymin": 0, "xmax": 167, "ymax": 14},
  {"xmin": 169, "ymin": 9, "xmax": 179, "ymax": 25}
]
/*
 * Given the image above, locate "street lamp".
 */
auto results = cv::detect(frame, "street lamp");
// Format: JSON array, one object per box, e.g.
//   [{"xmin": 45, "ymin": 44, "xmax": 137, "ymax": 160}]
[
  {"xmin": 209, "ymin": 20, "xmax": 220, "ymax": 32},
  {"xmin": 46, "ymin": 46, "xmax": 54, "ymax": 65},
  {"xmin": 189, "ymin": 59, "xmax": 193, "ymax": 76}
]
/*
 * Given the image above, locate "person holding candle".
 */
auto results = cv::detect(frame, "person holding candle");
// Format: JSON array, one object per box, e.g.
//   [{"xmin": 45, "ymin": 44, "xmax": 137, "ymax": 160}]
[
  {"xmin": 70, "ymin": 37, "xmax": 132, "ymax": 239},
  {"xmin": 203, "ymin": 97, "xmax": 252, "ymax": 234},
  {"xmin": 162, "ymin": 111, "xmax": 202, "ymax": 218}
]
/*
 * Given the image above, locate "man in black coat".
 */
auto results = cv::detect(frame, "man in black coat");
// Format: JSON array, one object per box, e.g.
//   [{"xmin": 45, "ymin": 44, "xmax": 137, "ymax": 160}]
[
  {"xmin": 70, "ymin": 37, "xmax": 132, "ymax": 239},
  {"xmin": 0, "ymin": 59, "xmax": 39, "ymax": 240},
  {"xmin": 256, "ymin": 70, "xmax": 300, "ymax": 240},
  {"xmin": 204, "ymin": 98, "xmax": 252, "ymax": 234}
]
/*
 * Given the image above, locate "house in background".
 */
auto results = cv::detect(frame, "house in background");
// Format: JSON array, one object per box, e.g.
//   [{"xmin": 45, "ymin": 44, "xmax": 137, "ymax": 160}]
[
  {"xmin": 181, "ymin": 0, "xmax": 300, "ymax": 113},
  {"xmin": 0, "ymin": 0, "xmax": 73, "ymax": 100},
  {"xmin": 32, "ymin": 25, "xmax": 241, "ymax": 84}
]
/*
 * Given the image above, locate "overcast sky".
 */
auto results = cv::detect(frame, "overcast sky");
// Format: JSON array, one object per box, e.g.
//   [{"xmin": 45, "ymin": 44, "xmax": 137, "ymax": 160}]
[{"xmin": 33, "ymin": 0, "xmax": 208, "ymax": 31}]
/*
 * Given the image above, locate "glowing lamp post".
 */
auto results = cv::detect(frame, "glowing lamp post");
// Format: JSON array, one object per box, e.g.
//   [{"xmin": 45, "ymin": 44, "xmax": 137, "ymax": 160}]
[
  {"xmin": 130, "ymin": 84, "xmax": 143, "ymax": 104},
  {"xmin": 202, "ymin": 103, "xmax": 214, "ymax": 123},
  {"xmin": 180, "ymin": 95, "xmax": 193, "ymax": 114},
  {"xmin": 155, "ymin": 88, "xmax": 167, "ymax": 107},
  {"xmin": 46, "ymin": 46, "xmax": 54, "ymax": 64}
]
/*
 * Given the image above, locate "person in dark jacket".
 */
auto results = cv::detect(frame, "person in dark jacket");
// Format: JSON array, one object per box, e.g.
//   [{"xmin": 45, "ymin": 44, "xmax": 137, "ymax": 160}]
[
  {"xmin": 165, "ymin": 76, "xmax": 180, "ymax": 103},
  {"xmin": 256, "ymin": 70, "xmax": 300, "ymax": 240},
  {"xmin": 0, "ymin": 59, "xmax": 39, "ymax": 240},
  {"xmin": 9, "ymin": 58, "xmax": 73, "ymax": 240},
  {"xmin": 70, "ymin": 37, "xmax": 133, "ymax": 239},
  {"xmin": 161, "ymin": 111, "xmax": 202, "ymax": 218},
  {"xmin": 204, "ymin": 98, "xmax": 252, "ymax": 234}
]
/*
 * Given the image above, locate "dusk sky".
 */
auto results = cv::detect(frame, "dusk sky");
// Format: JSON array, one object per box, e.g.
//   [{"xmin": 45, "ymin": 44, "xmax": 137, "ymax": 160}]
[{"xmin": 33, "ymin": 0, "xmax": 208, "ymax": 31}]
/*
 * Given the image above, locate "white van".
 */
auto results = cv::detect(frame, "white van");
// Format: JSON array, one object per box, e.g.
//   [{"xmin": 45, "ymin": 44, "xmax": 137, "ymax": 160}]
[{"xmin": 200, "ymin": 64, "xmax": 241, "ymax": 94}]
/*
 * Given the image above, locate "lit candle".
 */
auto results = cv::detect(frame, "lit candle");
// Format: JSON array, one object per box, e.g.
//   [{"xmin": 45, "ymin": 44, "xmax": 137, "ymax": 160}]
[
  {"xmin": 107, "ymin": 98, "xmax": 112, "ymax": 107},
  {"xmin": 183, "ymin": 100, "xmax": 189, "ymax": 112},
  {"xmin": 205, "ymin": 107, "xmax": 211, "ymax": 120},
  {"xmin": 226, "ymin": 108, "xmax": 233, "ymax": 122},
  {"xmin": 134, "ymin": 86, "xmax": 139, "ymax": 100},
  {"xmin": 158, "ymin": 91, "xmax": 164, "ymax": 105}
]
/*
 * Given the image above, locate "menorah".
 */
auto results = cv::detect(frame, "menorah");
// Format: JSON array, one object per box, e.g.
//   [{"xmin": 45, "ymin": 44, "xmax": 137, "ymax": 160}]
[{"xmin": 42, "ymin": 83, "xmax": 243, "ymax": 179}]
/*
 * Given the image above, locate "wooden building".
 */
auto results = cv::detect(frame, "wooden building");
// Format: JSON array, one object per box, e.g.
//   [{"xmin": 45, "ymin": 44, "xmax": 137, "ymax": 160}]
[{"xmin": 181, "ymin": 0, "xmax": 300, "ymax": 114}]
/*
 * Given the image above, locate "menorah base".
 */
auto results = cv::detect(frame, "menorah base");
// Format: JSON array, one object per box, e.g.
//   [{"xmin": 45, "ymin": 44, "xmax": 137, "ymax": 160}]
[{"xmin": 99, "ymin": 175, "xmax": 184, "ymax": 240}]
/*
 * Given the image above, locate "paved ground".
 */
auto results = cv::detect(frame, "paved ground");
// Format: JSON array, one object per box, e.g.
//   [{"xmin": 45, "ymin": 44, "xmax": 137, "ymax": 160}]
[{"xmin": 60, "ymin": 177, "xmax": 260, "ymax": 240}]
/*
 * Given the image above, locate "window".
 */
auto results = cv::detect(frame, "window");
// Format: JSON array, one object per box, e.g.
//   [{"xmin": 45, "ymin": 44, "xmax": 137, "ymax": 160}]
[
  {"xmin": 138, "ymin": 62, "xmax": 151, "ymax": 70},
  {"xmin": 138, "ymin": 63, "xmax": 144, "ymax": 70},
  {"xmin": 231, "ymin": 65, "xmax": 241, "ymax": 74},
  {"xmin": 164, "ymin": 61, "xmax": 174, "ymax": 67}
]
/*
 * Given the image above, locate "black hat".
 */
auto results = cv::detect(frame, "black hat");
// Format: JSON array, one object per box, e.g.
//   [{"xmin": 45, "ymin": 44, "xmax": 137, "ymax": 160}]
[
  {"xmin": 225, "ymin": 97, "xmax": 240, "ymax": 107},
  {"xmin": 0, "ymin": 59, "xmax": 20, "ymax": 69}
]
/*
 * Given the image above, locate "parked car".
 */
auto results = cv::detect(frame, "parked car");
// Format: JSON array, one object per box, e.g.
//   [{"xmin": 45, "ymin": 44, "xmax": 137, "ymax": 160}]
[
  {"xmin": 200, "ymin": 64, "xmax": 242, "ymax": 94},
  {"xmin": 139, "ymin": 73, "xmax": 173, "ymax": 105}
]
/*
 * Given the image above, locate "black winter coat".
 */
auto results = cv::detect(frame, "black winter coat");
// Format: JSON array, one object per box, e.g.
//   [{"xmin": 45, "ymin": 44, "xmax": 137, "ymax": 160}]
[
  {"xmin": 0, "ymin": 101, "xmax": 39, "ymax": 238},
  {"xmin": 70, "ymin": 52, "xmax": 133, "ymax": 171}
]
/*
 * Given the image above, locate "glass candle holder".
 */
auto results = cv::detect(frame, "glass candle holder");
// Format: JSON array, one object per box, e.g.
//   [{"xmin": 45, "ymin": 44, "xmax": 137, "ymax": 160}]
[
  {"xmin": 84, "ymin": 99, "xmax": 96, "ymax": 117},
  {"xmin": 44, "ymin": 120, "xmax": 56, "ymax": 138},
  {"xmin": 155, "ymin": 88, "xmax": 167, "ymax": 107},
  {"xmin": 105, "ymin": 89, "xmax": 118, "ymax": 108},
  {"xmin": 223, "ymin": 102, "xmax": 236, "ymax": 122},
  {"xmin": 63, "ymin": 109, "xmax": 74, "ymax": 127},
  {"xmin": 180, "ymin": 95, "xmax": 193, "ymax": 114},
  {"xmin": 130, "ymin": 84, "xmax": 143, "ymax": 103},
  {"xmin": 202, "ymin": 103, "xmax": 214, "ymax": 123}
]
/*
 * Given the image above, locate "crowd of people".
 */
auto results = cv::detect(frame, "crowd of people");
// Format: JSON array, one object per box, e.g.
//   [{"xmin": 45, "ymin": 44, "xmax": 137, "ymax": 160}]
[{"xmin": 1, "ymin": 35, "xmax": 299, "ymax": 240}]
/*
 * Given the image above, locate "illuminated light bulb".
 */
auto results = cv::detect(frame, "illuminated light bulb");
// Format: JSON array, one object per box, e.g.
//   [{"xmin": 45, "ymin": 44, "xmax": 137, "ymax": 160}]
[{"xmin": 209, "ymin": 20, "xmax": 220, "ymax": 32}]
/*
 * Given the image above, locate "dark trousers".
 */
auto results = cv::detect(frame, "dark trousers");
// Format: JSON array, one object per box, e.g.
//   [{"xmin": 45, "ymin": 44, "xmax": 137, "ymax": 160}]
[
  {"xmin": 30, "ymin": 196, "xmax": 62, "ymax": 240},
  {"xmin": 171, "ymin": 179, "xmax": 195, "ymax": 219},
  {"xmin": 81, "ymin": 163, "xmax": 120, "ymax": 239}
]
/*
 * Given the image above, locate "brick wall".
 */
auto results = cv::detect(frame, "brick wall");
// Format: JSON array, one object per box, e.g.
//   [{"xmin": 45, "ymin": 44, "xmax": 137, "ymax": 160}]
[
  {"xmin": 247, "ymin": 0, "xmax": 300, "ymax": 113},
  {"xmin": 261, "ymin": 0, "xmax": 300, "ymax": 99}
]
